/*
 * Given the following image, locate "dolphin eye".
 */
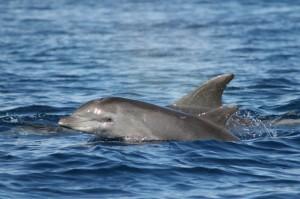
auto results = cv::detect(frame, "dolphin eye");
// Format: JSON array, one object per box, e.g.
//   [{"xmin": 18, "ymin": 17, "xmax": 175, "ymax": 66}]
[
  {"xmin": 100, "ymin": 117, "xmax": 113, "ymax": 123},
  {"xmin": 106, "ymin": 118, "xmax": 112, "ymax": 122}
]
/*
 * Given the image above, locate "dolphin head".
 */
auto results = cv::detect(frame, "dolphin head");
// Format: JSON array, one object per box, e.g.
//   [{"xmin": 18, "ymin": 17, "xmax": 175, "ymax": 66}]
[
  {"xmin": 58, "ymin": 98, "xmax": 118, "ymax": 135},
  {"xmin": 59, "ymin": 97, "xmax": 164, "ymax": 140}
]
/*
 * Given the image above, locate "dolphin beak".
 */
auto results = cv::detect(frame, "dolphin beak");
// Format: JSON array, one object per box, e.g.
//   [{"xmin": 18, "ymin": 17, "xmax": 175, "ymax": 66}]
[
  {"xmin": 58, "ymin": 115, "xmax": 94, "ymax": 132},
  {"xmin": 58, "ymin": 116, "xmax": 72, "ymax": 127}
]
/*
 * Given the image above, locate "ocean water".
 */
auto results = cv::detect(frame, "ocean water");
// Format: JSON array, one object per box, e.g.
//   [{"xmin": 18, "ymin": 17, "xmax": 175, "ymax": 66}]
[{"xmin": 1, "ymin": 0, "xmax": 300, "ymax": 198}]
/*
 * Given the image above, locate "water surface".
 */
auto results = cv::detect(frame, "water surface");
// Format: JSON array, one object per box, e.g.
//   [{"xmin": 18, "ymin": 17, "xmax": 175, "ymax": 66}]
[{"xmin": 1, "ymin": 0, "xmax": 300, "ymax": 198}]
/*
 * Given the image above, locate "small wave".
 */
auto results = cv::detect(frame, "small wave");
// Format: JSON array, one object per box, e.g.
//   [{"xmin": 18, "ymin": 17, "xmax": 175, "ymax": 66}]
[
  {"xmin": 273, "ymin": 98, "xmax": 300, "ymax": 112},
  {"xmin": 0, "ymin": 105, "xmax": 62, "ymax": 115}
]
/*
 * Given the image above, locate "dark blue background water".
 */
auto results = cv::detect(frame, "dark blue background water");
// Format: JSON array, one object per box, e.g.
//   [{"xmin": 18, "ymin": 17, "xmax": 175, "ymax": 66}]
[{"xmin": 1, "ymin": 0, "xmax": 300, "ymax": 198}]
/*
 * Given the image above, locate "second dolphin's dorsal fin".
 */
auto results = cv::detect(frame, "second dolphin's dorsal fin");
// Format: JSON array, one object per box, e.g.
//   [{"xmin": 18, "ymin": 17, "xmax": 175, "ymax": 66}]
[
  {"xmin": 172, "ymin": 74, "xmax": 234, "ymax": 109},
  {"xmin": 199, "ymin": 106, "xmax": 238, "ymax": 127}
]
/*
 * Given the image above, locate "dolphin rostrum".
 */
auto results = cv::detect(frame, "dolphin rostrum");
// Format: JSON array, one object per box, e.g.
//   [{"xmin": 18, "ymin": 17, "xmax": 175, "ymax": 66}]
[{"xmin": 58, "ymin": 74, "xmax": 239, "ymax": 142}]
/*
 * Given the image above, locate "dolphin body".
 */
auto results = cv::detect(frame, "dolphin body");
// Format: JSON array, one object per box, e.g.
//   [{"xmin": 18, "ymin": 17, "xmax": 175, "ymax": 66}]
[{"xmin": 59, "ymin": 74, "xmax": 239, "ymax": 142}]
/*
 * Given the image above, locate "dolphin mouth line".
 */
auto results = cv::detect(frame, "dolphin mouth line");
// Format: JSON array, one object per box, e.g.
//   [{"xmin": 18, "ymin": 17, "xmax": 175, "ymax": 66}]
[
  {"xmin": 58, "ymin": 116, "xmax": 113, "ymax": 129},
  {"xmin": 58, "ymin": 125, "xmax": 77, "ymax": 131},
  {"xmin": 59, "ymin": 116, "xmax": 113, "ymax": 123}
]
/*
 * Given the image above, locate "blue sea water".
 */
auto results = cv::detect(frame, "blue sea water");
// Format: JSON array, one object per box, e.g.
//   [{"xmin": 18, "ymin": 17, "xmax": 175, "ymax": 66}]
[{"xmin": 1, "ymin": 0, "xmax": 300, "ymax": 198}]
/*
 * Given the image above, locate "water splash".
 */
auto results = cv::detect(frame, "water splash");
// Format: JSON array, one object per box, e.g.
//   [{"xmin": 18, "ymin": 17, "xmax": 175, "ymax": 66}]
[{"xmin": 228, "ymin": 110, "xmax": 277, "ymax": 140}]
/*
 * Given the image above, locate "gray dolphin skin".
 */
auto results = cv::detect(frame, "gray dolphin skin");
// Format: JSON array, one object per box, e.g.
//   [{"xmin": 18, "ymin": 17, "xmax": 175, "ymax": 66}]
[{"xmin": 59, "ymin": 74, "xmax": 239, "ymax": 142}]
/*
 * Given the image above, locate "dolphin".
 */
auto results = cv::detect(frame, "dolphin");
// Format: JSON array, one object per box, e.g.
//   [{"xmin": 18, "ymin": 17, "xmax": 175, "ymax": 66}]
[
  {"xmin": 58, "ymin": 97, "xmax": 238, "ymax": 142},
  {"xmin": 58, "ymin": 74, "xmax": 239, "ymax": 142}
]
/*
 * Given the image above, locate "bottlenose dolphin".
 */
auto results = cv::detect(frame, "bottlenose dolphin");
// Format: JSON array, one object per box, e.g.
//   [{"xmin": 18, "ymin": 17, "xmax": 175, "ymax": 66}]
[
  {"xmin": 59, "ymin": 97, "xmax": 238, "ymax": 141},
  {"xmin": 59, "ymin": 74, "xmax": 239, "ymax": 142}
]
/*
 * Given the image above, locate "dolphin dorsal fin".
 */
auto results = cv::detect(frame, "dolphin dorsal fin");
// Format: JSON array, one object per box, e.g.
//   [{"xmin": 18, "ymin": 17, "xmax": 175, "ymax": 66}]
[
  {"xmin": 172, "ymin": 74, "xmax": 234, "ymax": 109},
  {"xmin": 199, "ymin": 106, "xmax": 238, "ymax": 127}
]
